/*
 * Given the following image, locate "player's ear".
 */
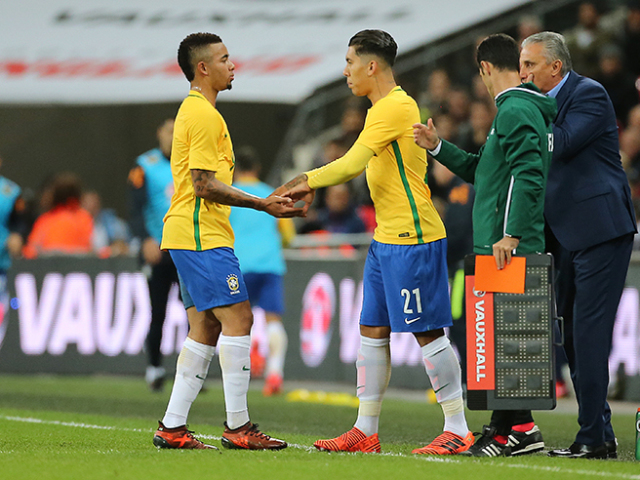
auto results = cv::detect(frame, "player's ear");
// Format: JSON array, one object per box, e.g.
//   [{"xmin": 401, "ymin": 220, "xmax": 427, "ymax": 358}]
[
  {"xmin": 196, "ymin": 60, "xmax": 208, "ymax": 77},
  {"xmin": 367, "ymin": 59, "xmax": 377, "ymax": 76}
]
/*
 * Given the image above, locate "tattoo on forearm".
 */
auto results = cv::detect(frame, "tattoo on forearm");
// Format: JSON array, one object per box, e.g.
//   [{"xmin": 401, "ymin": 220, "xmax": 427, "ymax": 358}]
[
  {"xmin": 282, "ymin": 174, "xmax": 308, "ymax": 191},
  {"xmin": 191, "ymin": 169, "xmax": 262, "ymax": 209}
]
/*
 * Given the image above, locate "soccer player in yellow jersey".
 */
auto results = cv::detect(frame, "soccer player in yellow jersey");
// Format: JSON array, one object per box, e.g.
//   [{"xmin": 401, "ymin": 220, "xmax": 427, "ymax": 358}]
[
  {"xmin": 273, "ymin": 30, "xmax": 472, "ymax": 455},
  {"xmin": 153, "ymin": 32, "xmax": 303, "ymax": 451}
]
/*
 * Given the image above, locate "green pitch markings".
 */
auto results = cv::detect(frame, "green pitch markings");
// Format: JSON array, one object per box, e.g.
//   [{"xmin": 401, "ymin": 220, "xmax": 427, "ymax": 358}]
[{"xmin": 0, "ymin": 375, "xmax": 639, "ymax": 480}]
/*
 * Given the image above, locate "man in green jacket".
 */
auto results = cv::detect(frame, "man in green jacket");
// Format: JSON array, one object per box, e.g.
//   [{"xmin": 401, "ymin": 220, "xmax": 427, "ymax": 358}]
[{"xmin": 414, "ymin": 33, "xmax": 557, "ymax": 457}]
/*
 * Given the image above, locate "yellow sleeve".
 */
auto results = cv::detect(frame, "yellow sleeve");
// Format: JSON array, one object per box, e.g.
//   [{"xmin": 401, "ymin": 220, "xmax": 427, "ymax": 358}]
[
  {"xmin": 356, "ymin": 96, "xmax": 407, "ymax": 155},
  {"xmin": 277, "ymin": 218, "xmax": 296, "ymax": 247},
  {"xmin": 304, "ymin": 143, "xmax": 374, "ymax": 189},
  {"xmin": 189, "ymin": 108, "xmax": 222, "ymax": 171}
]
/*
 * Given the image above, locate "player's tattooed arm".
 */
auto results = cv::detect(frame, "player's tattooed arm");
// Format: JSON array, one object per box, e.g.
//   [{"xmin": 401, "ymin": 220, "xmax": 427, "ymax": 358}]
[
  {"xmin": 271, "ymin": 174, "xmax": 311, "ymax": 199},
  {"xmin": 271, "ymin": 173, "xmax": 315, "ymax": 215},
  {"xmin": 190, "ymin": 169, "xmax": 305, "ymax": 218},
  {"xmin": 191, "ymin": 169, "xmax": 264, "ymax": 208},
  {"xmin": 281, "ymin": 174, "xmax": 308, "ymax": 192}
]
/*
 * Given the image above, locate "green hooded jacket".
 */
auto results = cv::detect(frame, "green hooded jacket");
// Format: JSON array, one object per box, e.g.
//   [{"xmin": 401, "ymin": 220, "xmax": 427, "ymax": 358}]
[{"xmin": 433, "ymin": 82, "xmax": 557, "ymax": 254}]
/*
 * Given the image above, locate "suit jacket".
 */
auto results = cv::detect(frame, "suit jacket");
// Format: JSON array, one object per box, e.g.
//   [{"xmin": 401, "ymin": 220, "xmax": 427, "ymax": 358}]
[{"xmin": 545, "ymin": 71, "xmax": 637, "ymax": 251}]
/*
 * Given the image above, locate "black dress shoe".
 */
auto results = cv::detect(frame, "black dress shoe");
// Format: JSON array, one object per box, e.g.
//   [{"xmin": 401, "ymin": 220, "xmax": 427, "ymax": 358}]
[
  {"xmin": 605, "ymin": 439, "xmax": 617, "ymax": 459},
  {"xmin": 547, "ymin": 442, "xmax": 608, "ymax": 459}
]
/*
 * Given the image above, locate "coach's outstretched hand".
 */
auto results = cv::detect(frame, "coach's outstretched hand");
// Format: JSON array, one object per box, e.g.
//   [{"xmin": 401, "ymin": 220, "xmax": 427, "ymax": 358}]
[
  {"xmin": 271, "ymin": 174, "xmax": 315, "ymax": 216},
  {"xmin": 413, "ymin": 119, "xmax": 441, "ymax": 151}
]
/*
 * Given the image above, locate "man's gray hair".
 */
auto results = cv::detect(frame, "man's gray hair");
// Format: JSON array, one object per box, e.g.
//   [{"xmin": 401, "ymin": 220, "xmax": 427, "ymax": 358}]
[{"xmin": 522, "ymin": 31, "xmax": 573, "ymax": 76}]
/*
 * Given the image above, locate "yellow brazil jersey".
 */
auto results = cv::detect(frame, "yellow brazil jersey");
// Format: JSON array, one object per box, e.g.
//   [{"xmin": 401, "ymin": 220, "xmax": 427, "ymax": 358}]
[
  {"xmin": 355, "ymin": 87, "xmax": 445, "ymax": 245},
  {"xmin": 161, "ymin": 91, "xmax": 235, "ymax": 251}
]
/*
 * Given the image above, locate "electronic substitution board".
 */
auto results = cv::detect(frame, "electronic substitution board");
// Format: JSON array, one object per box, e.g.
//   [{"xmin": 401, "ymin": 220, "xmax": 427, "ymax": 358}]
[{"xmin": 464, "ymin": 253, "xmax": 558, "ymax": 410}]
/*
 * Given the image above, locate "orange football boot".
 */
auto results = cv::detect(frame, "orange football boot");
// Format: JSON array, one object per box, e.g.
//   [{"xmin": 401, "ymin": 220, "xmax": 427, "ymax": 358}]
[
  {"xmin": 412, "ymin": 431, "xmax": 474, "ymax": 455},
  {"xmin": 153, "ymin": 421, "xmax": 217, "ymax": 450},
  {"xmin": 221, "ymin": 422, "xmax": 287, "ymax": 450},
  {"xmin": 314, "ymin": 427, "xmax": 381, "ymax": 453}
]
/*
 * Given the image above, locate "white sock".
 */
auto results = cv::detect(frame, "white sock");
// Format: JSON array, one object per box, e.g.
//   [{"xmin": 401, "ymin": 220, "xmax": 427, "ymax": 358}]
[
  {"xmin": 421, "ymin": 336, "xmax": 468, "ymax": 437},
  {"xmin": 353, "ymin": 336, "xmax": 391, "ymax": 437},
  {"xmin": 265, "ymin": 321, "xmax": 288, "ymax": 378},
  {"xmin": 162, "ymin": 337, "xmax": 215, "ymax": 428},
  {"xmin": 218, "ymin": 334, "xmax": 251, "ymax": 429}
]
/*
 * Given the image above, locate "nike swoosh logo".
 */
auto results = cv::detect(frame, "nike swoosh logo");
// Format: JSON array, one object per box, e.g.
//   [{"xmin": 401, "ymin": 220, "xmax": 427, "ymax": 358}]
[
  {"xmin": 195, "ymin": 374, "xmax": 206, "ymax": 380},
  {"xmin": 242, "ymin": 366, "xmax": 250, "ymax": 371},
  {"xmin": 404, "ymin": 317, "xmax": 421, "ymax": 325},
  {"xmin": 433, "ymin": 383, "xmax": 450, "ymax": 394}
]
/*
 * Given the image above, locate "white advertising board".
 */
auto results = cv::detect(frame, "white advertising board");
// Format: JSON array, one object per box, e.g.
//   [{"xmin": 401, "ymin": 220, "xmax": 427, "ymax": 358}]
[{"xmin": 0, "ymin": 0, "xmax": 530, "ymax": 104}]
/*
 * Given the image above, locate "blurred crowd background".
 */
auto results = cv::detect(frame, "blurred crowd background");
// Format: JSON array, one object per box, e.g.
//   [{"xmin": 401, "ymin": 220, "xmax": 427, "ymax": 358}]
[
  {"xmin": 290, "ymin": 0, "xmax": 640, "ymax": 248},
  {"xmin": 1, "ymin": 0, "xmax": 639, "ymax": 258}
]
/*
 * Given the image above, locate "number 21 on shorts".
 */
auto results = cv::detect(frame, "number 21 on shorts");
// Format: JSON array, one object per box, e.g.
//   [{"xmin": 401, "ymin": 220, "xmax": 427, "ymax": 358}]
[{"xmin": 401, "ymin": 288, "xmax": 422, "ymax": 314}]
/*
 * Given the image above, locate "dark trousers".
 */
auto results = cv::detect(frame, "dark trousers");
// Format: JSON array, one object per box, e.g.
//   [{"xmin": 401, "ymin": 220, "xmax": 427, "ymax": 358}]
[
  {"xmin": 490, "ymin": 410, "xmax": 534, "ymax": 436},
  {"xmin": 145, "ymin": 251, "xmax": 179, "ymax": 367},
  {"xmin": 552, "ymin": 233, "xmax": 633, "ymax": 446}
]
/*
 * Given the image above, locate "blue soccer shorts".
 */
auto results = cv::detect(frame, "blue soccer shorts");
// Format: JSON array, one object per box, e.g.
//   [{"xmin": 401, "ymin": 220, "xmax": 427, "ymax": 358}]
[
  {"xmin": 177, "ymin": 272, "xmax": 195, "ymax": 310},
  {"xmin": 360, "ymin": 239, "xmax": 453, "ymax": 333},
  {"xmin": 243, "ymin": 272, "xmax": 285, "ymax": 315},
  {"xmin": 169, "ymin": 247, "xmax": 249, "ymax": 311}
]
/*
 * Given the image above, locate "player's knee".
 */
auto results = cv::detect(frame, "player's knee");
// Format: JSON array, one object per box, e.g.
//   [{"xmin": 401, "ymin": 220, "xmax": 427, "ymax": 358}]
[
  {"xmin": 360, "ymin": 324, "xmax": 391, "ymax": 339},
  {"xmin": 236, "ymin": 312, "xmax": 253, "ymax": 333},
  {"xmin": 203, "ymin": 319, "xmax": 222, "ymax": 345},
  {"xmin": 414, "ymin": 328, "xmax": 445, "ymax": 347},
  {"xmin": 220, "ymin": 303, "xmax": 253, "ymax": 336}
]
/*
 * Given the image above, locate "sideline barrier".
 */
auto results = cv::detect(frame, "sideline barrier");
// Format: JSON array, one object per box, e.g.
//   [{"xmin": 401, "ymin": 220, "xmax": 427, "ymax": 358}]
[
  {"xmin": 0, "ymin": 257, "xmax": 186, "ymax": 375},
  {"xmin": 1, "ymin": 253, "xmax": 640, "ymax": 399}
]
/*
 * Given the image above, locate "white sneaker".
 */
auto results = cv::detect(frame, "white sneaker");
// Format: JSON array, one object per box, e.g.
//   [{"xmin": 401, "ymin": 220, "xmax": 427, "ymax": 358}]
[{"xmin": 507, "ymin": 425, "xmax": 544, "ymax": 455}]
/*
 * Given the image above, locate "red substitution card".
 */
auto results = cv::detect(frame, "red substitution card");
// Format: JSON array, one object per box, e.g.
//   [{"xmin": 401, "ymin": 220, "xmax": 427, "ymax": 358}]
[{"xmin": 474, "ymin": 255, "xmax": 526, "ymax": 294}]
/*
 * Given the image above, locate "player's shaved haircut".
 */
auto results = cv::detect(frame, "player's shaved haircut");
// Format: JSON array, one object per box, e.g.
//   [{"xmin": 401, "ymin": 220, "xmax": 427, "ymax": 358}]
[
  {"xmin": 476, "ymin": 33, "xmax": 521, "ymax": 72},
  {"xmin": 348, "ymin": 29, "xmax": 398, "ymax": 67},
  {"xmin": 177, "ymin": 32, "xmax": 223, "ymax": 82}
]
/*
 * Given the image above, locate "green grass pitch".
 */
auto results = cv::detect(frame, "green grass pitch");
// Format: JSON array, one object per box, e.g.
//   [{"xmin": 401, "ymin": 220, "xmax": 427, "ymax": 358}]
[{"xmin": 0, "ymin": 374, "xmax": 638, "ymax": 480}]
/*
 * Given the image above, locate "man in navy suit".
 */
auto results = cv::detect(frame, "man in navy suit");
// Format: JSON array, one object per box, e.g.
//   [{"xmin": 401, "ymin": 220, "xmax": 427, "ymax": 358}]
[{"xmin": 520, "ymin": 31, "xmax": 637, "ymax": 459}]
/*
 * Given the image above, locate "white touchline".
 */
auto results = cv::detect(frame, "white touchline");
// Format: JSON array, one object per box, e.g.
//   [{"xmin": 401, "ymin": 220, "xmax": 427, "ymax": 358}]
[
  {"xmin": 1, "ymin": 415, "xmax": 639, "ymax": 479},
  {"xmin": 0, "ymin": 415, "xmax": 314, "ymax": 452}
]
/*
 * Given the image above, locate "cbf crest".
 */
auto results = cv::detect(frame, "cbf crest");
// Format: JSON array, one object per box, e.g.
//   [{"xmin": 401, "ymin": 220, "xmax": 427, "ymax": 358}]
[{"xmin": 227, "ymin": 274, "xmax": 240, "ymax": 295}]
